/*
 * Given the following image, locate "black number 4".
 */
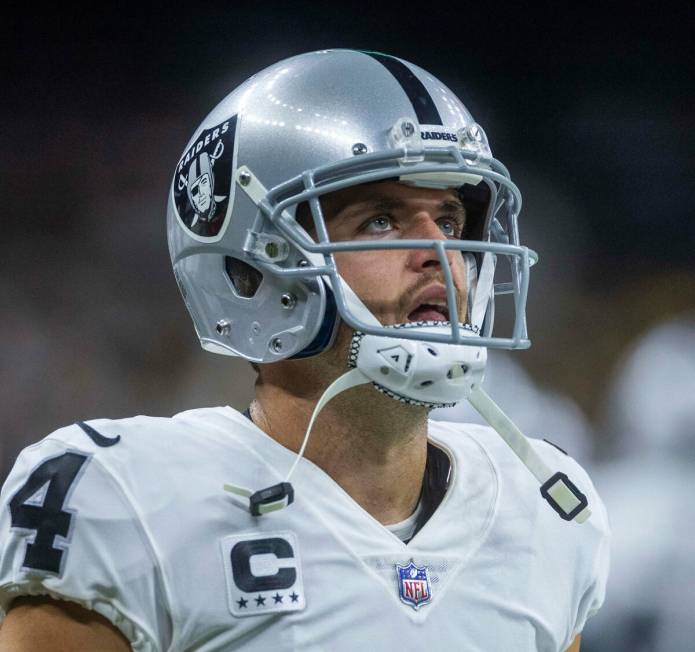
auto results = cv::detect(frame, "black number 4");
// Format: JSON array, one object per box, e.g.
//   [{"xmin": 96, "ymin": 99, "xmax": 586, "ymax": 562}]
[{"xmin": 9, "ymin": 452, "xmax": 89, "ymax": 574}]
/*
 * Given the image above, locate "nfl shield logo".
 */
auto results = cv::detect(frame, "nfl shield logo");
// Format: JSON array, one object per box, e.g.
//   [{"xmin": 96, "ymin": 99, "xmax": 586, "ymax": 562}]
[{"xmin": 396, "ymin": 561, "xmax": 432, "ymax": 610}]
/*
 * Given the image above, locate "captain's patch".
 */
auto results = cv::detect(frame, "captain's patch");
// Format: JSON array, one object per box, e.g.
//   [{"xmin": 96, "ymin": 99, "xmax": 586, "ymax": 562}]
[{"xmin": 221, "ymin": 531, "xmax": 306, "ymax": 618}]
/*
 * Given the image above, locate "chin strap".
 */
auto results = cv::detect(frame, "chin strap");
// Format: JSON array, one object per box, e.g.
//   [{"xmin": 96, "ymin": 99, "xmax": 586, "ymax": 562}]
[
  {"xmin": 225, "ymin": 368, "xmax": 591, "ymax": 524},
  {"xmin": 224, "ymin": 368, "xmax": 370, "ymax": 516},
  {"xmin": 467, "ymin": 386, "xmax": 591, "ymax": 523}
]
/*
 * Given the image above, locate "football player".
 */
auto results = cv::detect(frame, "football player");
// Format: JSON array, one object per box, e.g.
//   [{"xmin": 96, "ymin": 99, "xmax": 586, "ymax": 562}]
[{"xmin": 0, "ymin": 50, "xmax": 609, "ymax": 651}]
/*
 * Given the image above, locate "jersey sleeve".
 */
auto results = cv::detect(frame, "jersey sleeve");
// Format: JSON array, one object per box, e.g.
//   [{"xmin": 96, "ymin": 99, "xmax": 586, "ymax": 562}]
[
  {"xmin": 570, "ymin": 465, "xmax": 612, "ymax": 640},
  {"xmin": 0, "ymin": 430, "xmax": 172, "ymax": 652},
  {"xmin": 528, "ymin": 437, "xmax": 612, "ymax": 645}
]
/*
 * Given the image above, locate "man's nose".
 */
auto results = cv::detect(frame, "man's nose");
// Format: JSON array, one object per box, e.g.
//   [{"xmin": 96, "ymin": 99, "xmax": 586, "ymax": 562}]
[{"xmin": 406, "ymin": 214, "xmax": 456, "ymax": 272}]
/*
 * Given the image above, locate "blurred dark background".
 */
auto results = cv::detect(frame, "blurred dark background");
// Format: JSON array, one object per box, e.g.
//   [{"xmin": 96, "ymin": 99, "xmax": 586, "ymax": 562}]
[{"xmin": 2, "ymin": 3, "xmax": 694, "ymax": 648}]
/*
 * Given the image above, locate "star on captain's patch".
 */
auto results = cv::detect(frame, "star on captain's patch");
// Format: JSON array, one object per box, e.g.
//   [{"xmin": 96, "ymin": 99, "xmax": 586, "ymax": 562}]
[
  {"xmin": 236, "ymin": 597, "xmax": 248, "ymax": 608},
  {"xmin": 273, "ymin": 593, "xmax": 283, "ymax": 604},
  {"xmin": 255, "ymin": 595, "xmax": 266, "ymax": 606}
]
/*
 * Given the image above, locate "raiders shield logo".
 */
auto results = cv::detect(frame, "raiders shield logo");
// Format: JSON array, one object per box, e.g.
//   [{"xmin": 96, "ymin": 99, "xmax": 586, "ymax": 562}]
[{"xmin": 173, "ymin": 115, "xmax": 238, "ymax": 238}]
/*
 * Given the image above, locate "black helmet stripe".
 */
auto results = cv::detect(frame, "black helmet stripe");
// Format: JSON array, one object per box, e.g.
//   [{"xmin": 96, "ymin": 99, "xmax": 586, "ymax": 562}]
[{"xmin": 360, "ymin": 51, "xmax": 443, "ymax": 125}]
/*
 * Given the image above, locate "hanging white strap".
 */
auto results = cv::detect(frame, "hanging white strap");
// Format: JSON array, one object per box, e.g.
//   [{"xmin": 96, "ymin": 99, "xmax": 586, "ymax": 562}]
[
  {"xmin": 467, "ymin": 386, "xmax": 591, "ymax": 524},
  {"xmin": 224, "ymin": 368, "xmax": 371, "ymax": 507},
  {"xmin": 284, "ymin": 368, "xmax": 371, "ymax": 482}
]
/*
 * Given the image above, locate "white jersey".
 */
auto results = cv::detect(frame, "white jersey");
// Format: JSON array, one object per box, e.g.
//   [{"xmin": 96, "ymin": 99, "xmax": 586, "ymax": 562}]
[{"xmin": 0, "ymin": 407, "xmax": 610, "ymax": 651}]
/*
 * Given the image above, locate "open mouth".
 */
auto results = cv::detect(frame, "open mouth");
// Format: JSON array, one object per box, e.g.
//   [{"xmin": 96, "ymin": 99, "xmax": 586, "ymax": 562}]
[{"xmin": 407, "ymin": 303, "xmax": 450, "ymax": 322}]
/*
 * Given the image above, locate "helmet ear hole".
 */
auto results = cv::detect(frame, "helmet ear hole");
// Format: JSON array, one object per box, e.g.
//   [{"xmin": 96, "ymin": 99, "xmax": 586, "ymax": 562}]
[{"xmin": 225, "ymin": 257, "xmax": 263, "ymax": 298}]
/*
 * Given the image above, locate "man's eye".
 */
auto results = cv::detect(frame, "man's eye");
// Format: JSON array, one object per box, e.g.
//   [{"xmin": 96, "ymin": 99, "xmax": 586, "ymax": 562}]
[
  {"xmin": 362, "ymin": 216, "xmax": 393, "ymax": 235},
  {"xmin": 439, "ymin": 218, "xmax": 462, "ymax": 238}
]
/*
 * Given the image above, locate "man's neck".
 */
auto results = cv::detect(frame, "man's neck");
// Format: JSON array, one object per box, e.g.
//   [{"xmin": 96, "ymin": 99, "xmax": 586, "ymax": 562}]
[{"xmin": 250, "ymin": 367, "xmax": 429, "ymax": 525}]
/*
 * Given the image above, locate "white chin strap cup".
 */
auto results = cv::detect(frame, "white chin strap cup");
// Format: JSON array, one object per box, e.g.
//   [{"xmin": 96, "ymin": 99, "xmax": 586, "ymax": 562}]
[{"xmin": 350, "ymin": 322, "xmax": 486, "ymax": 407}]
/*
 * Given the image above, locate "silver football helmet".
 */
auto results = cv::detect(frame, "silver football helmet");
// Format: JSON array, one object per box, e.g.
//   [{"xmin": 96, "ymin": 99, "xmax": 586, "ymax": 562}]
[{"xmin": 167, "ymin": 49, "xmax": 537, "ymax": 366}]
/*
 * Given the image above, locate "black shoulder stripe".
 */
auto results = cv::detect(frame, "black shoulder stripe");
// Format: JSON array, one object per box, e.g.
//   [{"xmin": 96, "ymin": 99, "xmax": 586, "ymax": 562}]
[
  {"xmin": 543, "ymin": 438, "xmax": 568, "ymax": 456},
  {"xmin": 77, "ymin": 421, "xmax": 121, "ymax": 448},
  {"xmin": 361, "ymin": 51, "xmax": 443, "ymax": 126}
]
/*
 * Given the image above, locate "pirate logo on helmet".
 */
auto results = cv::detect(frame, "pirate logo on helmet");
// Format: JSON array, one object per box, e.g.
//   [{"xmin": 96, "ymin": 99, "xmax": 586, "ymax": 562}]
[{"xmin": 173, "ymin": 116, "xmax": 237, "ymax": 238}]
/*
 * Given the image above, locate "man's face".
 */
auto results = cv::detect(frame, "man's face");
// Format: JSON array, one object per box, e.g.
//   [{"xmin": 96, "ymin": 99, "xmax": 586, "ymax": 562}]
[
  {"xmin": 317, "ymin": 180, "xmax": 469, "ymax": 326},
  {"xmin": 190, "ymin": 173, "xmax": 212, "ymax": 213}
]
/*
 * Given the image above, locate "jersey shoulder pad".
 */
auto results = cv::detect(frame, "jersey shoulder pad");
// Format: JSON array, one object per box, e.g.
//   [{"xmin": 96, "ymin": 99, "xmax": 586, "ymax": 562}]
[
  {"xmin": 35, "ymin": 407, "xmax": 248, "ymax": 466},
  {"xmin": 431, "ymin": 420, "xmax": 610, "ymax": 643},
  {"xmin": 431, "ymin": 419, "xmax": 611, "ymax": 541},
  {"xmin": 0, "ymin": 424, "xmax": 172, "ymax": 652}
]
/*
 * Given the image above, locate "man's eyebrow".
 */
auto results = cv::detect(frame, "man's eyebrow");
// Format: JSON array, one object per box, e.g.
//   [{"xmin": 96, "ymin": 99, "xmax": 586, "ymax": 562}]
[
  {"xmin": 328, "ymin": 195, "xmax": 466, "ymax": 218},
  {"xmin": 326, "ymin": 195, "xmax": 404, "ymax": 218},
  {"xmin": 438, "ymin": 199, "xmax": 466, "ymax": 215}
]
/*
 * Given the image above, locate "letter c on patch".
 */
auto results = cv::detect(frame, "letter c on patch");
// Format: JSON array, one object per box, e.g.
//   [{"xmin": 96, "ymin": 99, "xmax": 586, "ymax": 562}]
[{"xmin": 231, "ymin": 537, "xmax": 297, "ymax": 592}]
